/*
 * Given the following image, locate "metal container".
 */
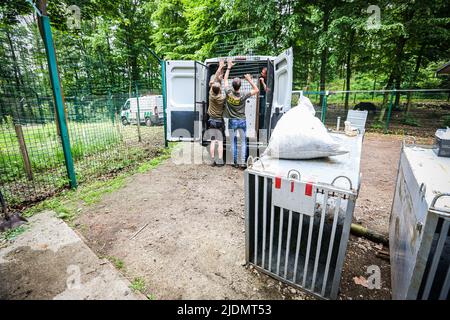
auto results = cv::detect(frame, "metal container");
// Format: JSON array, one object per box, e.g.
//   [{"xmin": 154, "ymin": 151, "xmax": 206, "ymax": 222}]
[
  {"xmin": 245, "ymin": 132, "xmax": 363, "ymax": 299},
  {"xmin": 434, "ymin": 129, "xmax": 450, "ymax": 157},
  {"xmin": 390, "ymin": 141, "xmax": 450, "ymax": 300}
]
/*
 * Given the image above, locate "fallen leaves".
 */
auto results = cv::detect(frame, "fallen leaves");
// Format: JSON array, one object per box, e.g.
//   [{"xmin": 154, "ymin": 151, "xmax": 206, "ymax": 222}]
[{"xmin": 353, "ymin": 275, "xmax": 369, "ymax": 288}]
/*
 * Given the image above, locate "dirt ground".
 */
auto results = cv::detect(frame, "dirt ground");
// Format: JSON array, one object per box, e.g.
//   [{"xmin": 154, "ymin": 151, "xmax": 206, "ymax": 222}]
[
  {"xmin": 353, "ymin": 134, "xmax": 402, "ymax": 235},
  {"xmin": 70, "ymin": 133, "xmax": 419, "ymax": 300}
]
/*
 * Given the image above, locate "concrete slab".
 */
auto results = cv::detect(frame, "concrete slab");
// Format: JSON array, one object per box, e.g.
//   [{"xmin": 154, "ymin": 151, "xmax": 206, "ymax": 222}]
[{"xmin": 0, "ymin": 211, "xmax": 144, "ymax": 300}]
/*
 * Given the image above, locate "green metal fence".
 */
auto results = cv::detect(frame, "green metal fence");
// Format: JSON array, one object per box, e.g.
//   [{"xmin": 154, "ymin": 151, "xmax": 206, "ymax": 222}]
[
  {"xmin": 0, "ymin": 14, "xmax": 164, "ymax": 209},
  {"xmin": 292, "ymin": 89, "xmax": 450, "ymax": 136}
]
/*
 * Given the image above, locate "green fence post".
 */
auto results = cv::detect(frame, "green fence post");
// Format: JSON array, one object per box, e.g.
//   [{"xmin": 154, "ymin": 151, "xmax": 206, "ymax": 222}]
[
  {"xmin": 40, "ymin": 15, "xmax": 77, "ymax": 188},
  {"xmin": 161, "ymin": 60, "xmax": 168, "ymax": 148},
  {"xmin": 384, "ymin": 90, "xmax": 395, "ymax": 134},
  {"xmin": 135, "ymin": 83, "xmax": 142, "ymax": 143},
  {"xmin": 321, "ymin": 91, "xmax": 329, "ymax": 124}
]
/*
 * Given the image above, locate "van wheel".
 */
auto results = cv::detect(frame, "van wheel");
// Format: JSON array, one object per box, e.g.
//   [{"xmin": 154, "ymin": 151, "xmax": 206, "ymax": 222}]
[
  {"xmin": 145, "ymin": 117, "xmax": 153, "ymax": 127},
  {"xmin": 122, "ymin": 117, "xmax": 129, "ymax": 126}
]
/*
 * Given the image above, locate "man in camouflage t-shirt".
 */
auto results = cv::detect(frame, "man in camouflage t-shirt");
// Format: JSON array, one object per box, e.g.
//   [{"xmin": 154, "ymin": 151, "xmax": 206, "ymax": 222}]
[
  {"xmin": 207, "ymin": 59, "xmax": 226, "ymax": 166},
  {"xmin": 224, "ymin": 58, "xmax": 259, "ymax": 168}
]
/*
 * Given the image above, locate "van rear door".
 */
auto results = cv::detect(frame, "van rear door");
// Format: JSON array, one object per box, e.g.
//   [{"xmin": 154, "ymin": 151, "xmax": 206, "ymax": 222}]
[
  {"xmin": 272, "ymin": 47, "xmax": 293, "ymax": 116},
  {"xmin": 165, "ymin": 60, "xmax": 205, "ymax": 141},
  {"xmin": 195, "ymin": 61, "xmax": 208, "ymax": 144}
]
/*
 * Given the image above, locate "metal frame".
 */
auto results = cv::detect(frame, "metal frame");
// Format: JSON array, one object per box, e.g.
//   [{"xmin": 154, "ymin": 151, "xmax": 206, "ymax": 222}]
[
  {"xmin": 194, "ymin": 61, "xmax": 209, "ymax": 143},
  {"xmin": 390, "ymin": 141, "xmax": 450, "ymax": 300},
  {"xmin": 244, "ymin": 167, "xmax": 357, "ymax": 300},
  {"xmin": 40, "ymin": 15, "xmax": 77, "ymax": 188}
]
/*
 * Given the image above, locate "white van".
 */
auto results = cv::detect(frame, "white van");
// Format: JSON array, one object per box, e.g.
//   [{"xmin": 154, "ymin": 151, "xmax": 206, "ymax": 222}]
[
  {"xmin": 121, "ymin": 95, "xmax": 164, "ymax": 126},
  {"xmin": 163, "ymin": 48, "xmax": 293, "ymax": 156}
]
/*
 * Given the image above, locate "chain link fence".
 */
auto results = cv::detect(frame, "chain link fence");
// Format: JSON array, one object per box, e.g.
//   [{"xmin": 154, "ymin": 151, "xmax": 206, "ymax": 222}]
[
  {"xmin": 292, "ymin": 89, "xmax": 450, "ymax": 136},
  {"xmin": 0, "ymin": 18, "xmax": 164, "ymax": 209}
]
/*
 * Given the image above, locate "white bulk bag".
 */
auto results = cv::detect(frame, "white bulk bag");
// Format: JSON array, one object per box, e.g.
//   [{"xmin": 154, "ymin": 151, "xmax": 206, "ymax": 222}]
[{"xmin": 264, "ymin": 97, "xmax": 349, "ymax": 159}]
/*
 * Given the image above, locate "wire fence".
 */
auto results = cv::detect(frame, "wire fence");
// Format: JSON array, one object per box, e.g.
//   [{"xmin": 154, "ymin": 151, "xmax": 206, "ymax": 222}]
[
  {"xmin": 0, "ymin": 19, "xmax": 164, "ymax": 209},
  {"xmin": 292, "ymin": 89, "xmax": 450, "ymax": 136}
]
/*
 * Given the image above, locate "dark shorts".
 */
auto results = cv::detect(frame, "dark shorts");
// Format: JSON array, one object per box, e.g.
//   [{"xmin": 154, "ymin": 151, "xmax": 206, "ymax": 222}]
[{"xmin": 207, "ymin": 119, "xmax": 224, "ymax": 141}]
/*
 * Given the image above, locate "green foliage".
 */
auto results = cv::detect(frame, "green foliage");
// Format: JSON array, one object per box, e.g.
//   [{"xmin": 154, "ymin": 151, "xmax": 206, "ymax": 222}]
[
  {"xmin": 108, "ymin": 256, "xmax": 125, "ymax": 270},
  {"xmin": 441, "ymin": 115, "xmax": 450, "ymax": 127},
  {"xmin": 151, "ymin": 0, "xmax": 189, "ymax": 59},
  {"xmin": 0, "ymin": 224, "xmax": 28, "ymax": 241},
  {"xmin": 136, "ymin": 145, "xmax": 173, "ymax": 173},
  {"xmin": 130, "ymin": 277, "xmax": 146, "ymax": 293},
  {"xmin": 401, "ymin": 115, "xmax": 421, "ymax": 127},
  {"xmin": 371, "ymin": 121, "xmax": 384, "ymax": 130},
  {"xmin": 0, "ymin": 0, "xmax": 449, "ymax": 105}
]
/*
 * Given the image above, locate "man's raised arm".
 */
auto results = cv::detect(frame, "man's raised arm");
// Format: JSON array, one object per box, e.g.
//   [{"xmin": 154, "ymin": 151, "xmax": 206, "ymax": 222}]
[
  {"xmin": 224, "ymin": 58, "xmax": 234, "ymax": 88},
  {"xmin": 210, "ymin": 59, "xmax": 225, "ymax": 86},
  {"xmin": 244, "ymin": 74, "xmax": 260, "ymax": 96}
]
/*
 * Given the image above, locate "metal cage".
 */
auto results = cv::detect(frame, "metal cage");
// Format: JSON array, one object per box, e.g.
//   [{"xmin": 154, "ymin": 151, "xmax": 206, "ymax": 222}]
[
  {"xmin": 390, "ymin": 142, "xmax": 450, "ymax": 300},
  {"xmin": 245, "ymin": 168, "xmax": 357, "ymax": 299}
]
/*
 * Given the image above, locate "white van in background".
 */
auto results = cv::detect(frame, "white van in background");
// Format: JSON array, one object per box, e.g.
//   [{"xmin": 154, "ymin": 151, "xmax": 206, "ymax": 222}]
[{"xmin": 121, "ymin": 95, "xmax": 164, "ymax": 126}]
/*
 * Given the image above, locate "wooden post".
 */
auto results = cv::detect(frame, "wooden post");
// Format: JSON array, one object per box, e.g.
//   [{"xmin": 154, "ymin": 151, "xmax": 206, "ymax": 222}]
[
  {"xmin": 14, "ymin": 124, "xmax": 33, "ymax": 181},
  {"xmin": 135, "ymin": 83, "xmax": 142, "ymax": 143},
  {"xmin": 115, "ymin": 112, "xmax": 120, "ymax": 133}
]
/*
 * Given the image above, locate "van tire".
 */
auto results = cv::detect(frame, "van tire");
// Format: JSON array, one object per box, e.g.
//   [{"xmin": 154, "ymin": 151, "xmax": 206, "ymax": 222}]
[
  {"xmin": 122, "ymin": 117, "xmax": 129, "ymax": 126},
  {"xmin": 145, "ymin": 117, "xmax": 153, "ymax": 127}
]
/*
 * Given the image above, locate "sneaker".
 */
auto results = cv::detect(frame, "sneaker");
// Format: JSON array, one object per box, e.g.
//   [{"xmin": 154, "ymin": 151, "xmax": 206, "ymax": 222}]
[
  {"xmin": 239, "ymin": 164, "xmax": 247, "ymax": 170},
  {"xmin": 216, "ymin": 159, "xmax": 225, "ymax": 167},
  {"xmin": 210, "ymin": 160, "xmax": 216, "ymax": 167},
  {"xmin": 232, "ymin": 163, "xmax": 240, "ymax": 169}
]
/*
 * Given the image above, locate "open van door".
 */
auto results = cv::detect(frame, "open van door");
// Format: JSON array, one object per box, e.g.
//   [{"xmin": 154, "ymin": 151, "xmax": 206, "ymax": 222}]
[
  {"xmin": 165, "ymin": 60, "xmax": 204, "ymax": 141},
  {"xmin": 271, "ymin": 47, "xmax": 293, "ymax": 124},
  {"xmin": 194, "ymin": 61, "xmax": 208, "ymax": 144}
]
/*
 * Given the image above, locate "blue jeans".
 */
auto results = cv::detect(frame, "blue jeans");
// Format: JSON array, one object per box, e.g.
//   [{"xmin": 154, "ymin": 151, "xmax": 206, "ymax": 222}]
[{"xmin": 228, "ymin": 119, "xmax": 247, "ymax": 165}]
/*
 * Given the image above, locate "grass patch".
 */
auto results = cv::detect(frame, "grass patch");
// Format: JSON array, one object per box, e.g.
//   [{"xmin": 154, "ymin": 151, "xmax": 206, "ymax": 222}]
[
  {"xmin": 0, "ymin": 224, "xmax": 29, "ymax": 241},
  {"xmin": 136, "ymin": 145, "xmax": 173, "ymax": 173},
  {"xmin": 108, "ymin": 256, "xmax": 125, "ymax": 270},
  {"xmin": 370, "ymin": 121, "xmax": 384, "ymax": 130},
  {"xmin": 78, "ymin": 176, "xmax": 128, "ymax": 205},
  {"xmin": 442, "ymin": 115, "xmax": 450, "ymax": 127},
  {"xmin": 400, "ymin": 115, "xmax": 421, "ymax": 127},
  {"xmin": 0, "ymin": 121, "xmax": 123, "ymax": 184},
  {"xmin": 130, "ymin": 277, "xmax": 146, "ymax": 293}
]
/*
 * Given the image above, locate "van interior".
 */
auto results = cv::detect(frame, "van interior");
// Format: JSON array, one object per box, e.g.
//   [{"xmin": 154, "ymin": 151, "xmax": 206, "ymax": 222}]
[{"xmin": 200, "ymin": 59, "xmax": 275, "ymax": 147}]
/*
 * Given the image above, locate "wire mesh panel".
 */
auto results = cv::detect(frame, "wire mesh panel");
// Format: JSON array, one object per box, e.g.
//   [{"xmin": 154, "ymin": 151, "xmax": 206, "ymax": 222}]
[
  {"xmin": 0, "ymin": 14, "xmax": 164, "ymax": 209},
  {"xmin": 245, "ymin": 171, "xmax": 356, "ymax": 299},
  {"xmin": 291, "ymin": 90, "xmax": 450, "ymax": 137}
]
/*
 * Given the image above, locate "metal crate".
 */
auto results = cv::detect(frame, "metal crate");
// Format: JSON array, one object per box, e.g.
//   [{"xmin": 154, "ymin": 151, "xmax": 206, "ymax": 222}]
[
  {"xmin": 434, "ymin": 129, "xmax": 450, "ymax": 157},
  {"xmin": 390, "ymin": 142, "xmax": 450, "ymax": 300},
  {"xmin": 244, "ymin": 132, "xmax": 363, "ymax": 299}
]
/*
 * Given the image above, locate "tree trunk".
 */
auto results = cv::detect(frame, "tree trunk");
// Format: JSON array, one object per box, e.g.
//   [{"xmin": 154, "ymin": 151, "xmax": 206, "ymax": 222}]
[
  {"xmin": 406, "ymin": 45, "xmax": 424, "ymax": 114},
  {"xmin": 6, "ymin": 29, "xmax": 26, "ymax": 119},
  {"xmin": 105, "ymin": 29, "xmax": 116, "ymax": 88},
  {"xmin": 319, "ymin": 7, "xmax": 331, "ymax": 106},
  {"xmin": 378, "ymin": 71, "xmax": 395, "ymax": 122},
  {"xmin": 344, "ymin": 29, "xmax": 356, "ymax": 111},
  {"xmin": 378, "ymin": 35, "xmax": 407, "ymax": 122}
]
